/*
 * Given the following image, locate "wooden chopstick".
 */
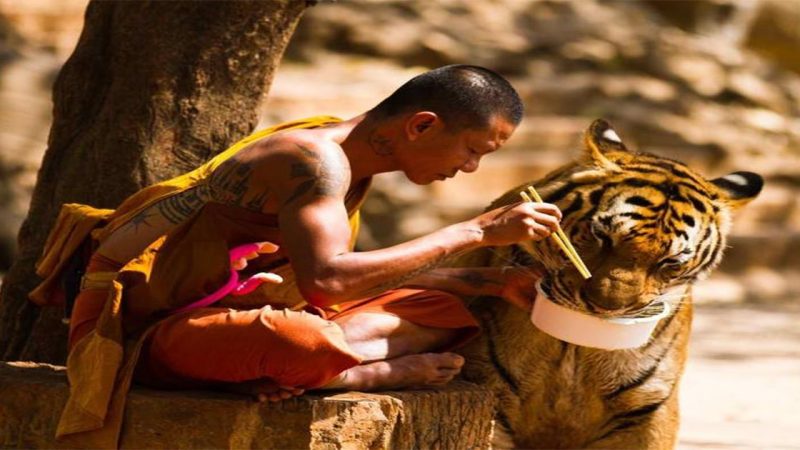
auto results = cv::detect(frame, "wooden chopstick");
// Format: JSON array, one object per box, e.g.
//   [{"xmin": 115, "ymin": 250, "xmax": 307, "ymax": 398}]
[
  {"xmin": 525, "ymin": 186, "xmax": 592, "ymax": 279},
  {"xmin": 520, "ymin": 187, "xmax": 592, "ymax": 279}
]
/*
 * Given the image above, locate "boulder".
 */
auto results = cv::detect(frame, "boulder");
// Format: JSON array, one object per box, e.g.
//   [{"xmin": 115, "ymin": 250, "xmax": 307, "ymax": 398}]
[{"xmin": 0, "ymin": 361, "xmax": 495, "ymax": 449}]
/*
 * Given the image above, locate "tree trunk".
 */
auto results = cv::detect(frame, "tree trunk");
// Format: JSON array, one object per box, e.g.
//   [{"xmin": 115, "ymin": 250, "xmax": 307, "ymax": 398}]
[{"xmin": 0, "ymin": 0, "xmax": 309, "ymax": 364}]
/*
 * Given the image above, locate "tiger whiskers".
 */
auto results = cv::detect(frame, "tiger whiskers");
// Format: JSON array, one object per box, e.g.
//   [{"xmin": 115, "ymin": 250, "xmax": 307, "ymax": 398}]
[{"xmin": 628, "ymin": 291, "xmax": 691, "ymax": 318}]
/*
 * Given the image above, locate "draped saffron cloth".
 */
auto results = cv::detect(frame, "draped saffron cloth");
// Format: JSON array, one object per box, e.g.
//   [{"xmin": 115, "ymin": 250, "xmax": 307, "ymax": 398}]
[{"xmin": 31, "ymin": 116, "xmax": 479, "ymax": 448}]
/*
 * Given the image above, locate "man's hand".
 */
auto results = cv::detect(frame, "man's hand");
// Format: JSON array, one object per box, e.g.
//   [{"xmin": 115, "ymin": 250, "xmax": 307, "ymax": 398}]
[
  {"xmin": 470, "ymin": 202, "xmax": 562, "ymax": 247},
  {"xmin": 231, "ymin": 241, "xmax": 280, "ymax": 271},
  {"xmin": 497, "ymin": 265, "xmax": 546, "ymax": 311},
  {"xmin": 230, "ymin": 242, "xmax": 284, "ymax": 296}
]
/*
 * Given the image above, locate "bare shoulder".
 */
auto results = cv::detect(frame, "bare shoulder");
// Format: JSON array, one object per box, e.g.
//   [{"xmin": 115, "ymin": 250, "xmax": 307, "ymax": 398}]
[
  {"xmin": 202, "ymin": 129, "xmax": 348, "ymax": 214},
  {"xmin": 271, "ymin": 131, "xmax": 352, "ymax": 208}
]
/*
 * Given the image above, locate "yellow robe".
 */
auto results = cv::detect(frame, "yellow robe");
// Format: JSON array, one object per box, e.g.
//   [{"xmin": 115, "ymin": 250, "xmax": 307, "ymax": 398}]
[{"xmin": 30, "ymin": 116, "xmax": 369, "ymax": 448}]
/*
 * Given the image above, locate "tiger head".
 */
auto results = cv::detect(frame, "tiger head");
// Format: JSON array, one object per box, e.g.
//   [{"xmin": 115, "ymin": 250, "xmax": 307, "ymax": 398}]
[{"xmin": 497, "ymin": 119, "xmax": 763, "ymax": 316}]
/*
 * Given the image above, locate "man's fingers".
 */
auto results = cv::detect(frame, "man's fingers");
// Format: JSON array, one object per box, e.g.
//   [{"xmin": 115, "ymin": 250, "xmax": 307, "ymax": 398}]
[
  {"xmin": 232, "ymin": 272, "xmax": 284, "ymax": 296},
  {"xmin": 531, "ymin": 202, "xmax": 562, "ymax": 220},
  {"xmin": 230, "ymin": 241, "xmax": 280, "ymax": 272},
  {"xmin": 534, "ymin": 212, "xmax": 561, "ymax": 233},
  {"xmin": 232, "ymin": 258, "xmax": 247, "ymax": 271},
  {"xmin": 257, "ymin": 242, "xmax": 280, "ymax": 254},
  {"xmin": 229, "ymin": 242, "xmax": 279, "ymax": 267},
  {"xmin": 241, "ymin": 243, "xmax": 280, "ymax": 264},
  {"xmin": 253, "ymin": 272, "xmax": 284, "ymax": 284},
  {"xmin": 528, "ymin": 224, "xmax": 551, "ymax": 239}
]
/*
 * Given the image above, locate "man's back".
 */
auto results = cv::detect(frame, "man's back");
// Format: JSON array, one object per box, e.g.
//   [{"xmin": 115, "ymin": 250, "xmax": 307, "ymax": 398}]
[{"xmin": 95, "ymin": 122, "xmax": 352, "ymax": 264}]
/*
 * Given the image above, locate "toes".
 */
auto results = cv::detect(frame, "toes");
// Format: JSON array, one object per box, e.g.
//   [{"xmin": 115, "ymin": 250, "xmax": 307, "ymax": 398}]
[
  {"xmin": 431, "ymin": 374, "xmax": 456, "ymax": 385},
  {"xmin": 279, "ymin": 386, "xmax": 304, "ymax": 396},
  {"xmin": 436, "ymin": 352, "xmax": 465, "ymax": 369},
  {"xmin": 259, "ymin": 386, "xmax": 304, "ymax": 403},
  {"xmin": 437, "ymin": 367, "xmax": 462, "ymax": 376}
]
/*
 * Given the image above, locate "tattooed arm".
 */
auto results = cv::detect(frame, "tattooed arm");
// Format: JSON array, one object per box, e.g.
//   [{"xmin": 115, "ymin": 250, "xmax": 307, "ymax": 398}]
[
  {"xmin": 402, "ymin": 268, "xmax": 507, "ymax": 298},
  {"xmin": 95, "ymin": 184, "xmax": 213, "ymax": 263},
  {"xmin": 274, "ymin": 140, "xmax": 486, "ymax": 307},
  {"xmin": 401, "ymin": 266, "xmax": 546, "ymax": 311},
  {"xmin": 96, "ymin": 144, "xmax": 273, "ymax": 264},
  {"xmin": 275, "ymin": 138, "xmax": 559, "ymax": 307}
]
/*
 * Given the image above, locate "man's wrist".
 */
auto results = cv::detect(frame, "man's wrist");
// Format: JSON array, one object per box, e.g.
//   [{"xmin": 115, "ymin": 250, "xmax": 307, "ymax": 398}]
[{"xmin": 450, "ymin": 220, "xmax": 485, "ymax": 251}]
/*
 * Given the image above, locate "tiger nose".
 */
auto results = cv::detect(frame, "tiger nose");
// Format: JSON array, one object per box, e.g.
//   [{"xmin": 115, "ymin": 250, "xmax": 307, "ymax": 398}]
[{"xmin": 583, "ymin": 273, "xmax": 646, "ymax": 311}]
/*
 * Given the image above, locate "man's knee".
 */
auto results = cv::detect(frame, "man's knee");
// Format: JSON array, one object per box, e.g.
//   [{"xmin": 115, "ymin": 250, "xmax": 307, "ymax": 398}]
[
  {"xmin": 140, "ymin": 307, "xmax": 360, "ymax": 388},
  {"xmin": 255, "ymin": 307, "xmax": 362, "ymax": 388}
]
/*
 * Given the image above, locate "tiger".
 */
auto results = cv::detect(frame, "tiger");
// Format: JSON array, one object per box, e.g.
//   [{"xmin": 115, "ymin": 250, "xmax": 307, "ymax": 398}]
[{"xmin": 455, "ymin": 119, "xmax": 763, "ymax": 449}]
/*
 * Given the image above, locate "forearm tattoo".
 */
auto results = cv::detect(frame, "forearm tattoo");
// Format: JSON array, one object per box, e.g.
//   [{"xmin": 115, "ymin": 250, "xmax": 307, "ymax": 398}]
[
  {"xmin": 430, "ymin": 270, "xmax": 505, "ymax": 289},
  {"xmin": 125, "ymin": 210, "xmax": 156, "ymax": 232},
  {"xmin": 155, "ymin": 185, "xmax": 209, "ymax": 225},
  {"xmin": 283, "ymin": 144, "xmax": 348, "ymax": 206},
  {"xmin": 362, "ymin": 255, "xmax": 450, "ymax": 297},
  {"xmin": 208, "ymin": 159, "xmax": 270, "ymax": 212}
]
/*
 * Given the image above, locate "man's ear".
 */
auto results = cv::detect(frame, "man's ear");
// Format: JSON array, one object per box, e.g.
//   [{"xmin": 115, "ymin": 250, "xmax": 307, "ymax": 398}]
[
  {"xmin": 406, "ymin": 111, "xmax": 440, "ymax": 141},
  {"xmin": 580, "ymin": 119, "xmax": 628, "ymax": 170},
  {"xmin": 710, "ymin": 171, "xmax": 764, "ymax": 211}
]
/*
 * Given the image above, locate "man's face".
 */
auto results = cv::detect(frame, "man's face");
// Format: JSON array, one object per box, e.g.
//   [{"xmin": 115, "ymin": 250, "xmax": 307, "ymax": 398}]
[{"xmin": 401, "ymin": 114, "xmax": 516, "ymax": 185}]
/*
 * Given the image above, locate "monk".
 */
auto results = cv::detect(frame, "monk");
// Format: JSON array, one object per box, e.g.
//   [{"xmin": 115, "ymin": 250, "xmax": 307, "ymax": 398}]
[{"xmin": 34, "ymin": 64, "xmax": 561, "ymax": 446}]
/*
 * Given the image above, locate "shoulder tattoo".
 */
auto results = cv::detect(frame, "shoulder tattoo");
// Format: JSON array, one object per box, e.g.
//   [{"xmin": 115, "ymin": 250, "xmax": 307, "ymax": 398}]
[{"xmin": 283, "ymin": 144, "xmax": 349, "ymax": 206}]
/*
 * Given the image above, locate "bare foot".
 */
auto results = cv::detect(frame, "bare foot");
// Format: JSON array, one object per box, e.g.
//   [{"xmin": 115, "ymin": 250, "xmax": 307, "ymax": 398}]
[
  {"xmin": 222, "ymin": 377, "xmax": 305, "ymax": 403},
  {"xmin": 321, "ymin": 352, "xmax": 465, "ymax": 391}
]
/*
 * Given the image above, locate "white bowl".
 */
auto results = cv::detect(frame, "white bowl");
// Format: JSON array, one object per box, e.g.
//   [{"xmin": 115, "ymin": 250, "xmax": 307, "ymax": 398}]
[{"xmin": 530, "ymin": 281, "xmax": 670, "ymax": 350}]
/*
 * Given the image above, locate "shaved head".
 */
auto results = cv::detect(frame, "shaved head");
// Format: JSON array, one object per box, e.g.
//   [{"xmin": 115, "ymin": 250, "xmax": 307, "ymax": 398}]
[{"xmin": 368, "ymin": 65, "xmax": 523, "ymax": 131}]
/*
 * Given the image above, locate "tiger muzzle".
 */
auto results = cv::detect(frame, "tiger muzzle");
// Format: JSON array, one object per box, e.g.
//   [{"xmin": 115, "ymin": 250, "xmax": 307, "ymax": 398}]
[{"xmin": 582, "ymin": 269, "xmax": 646, "ymax": 312}]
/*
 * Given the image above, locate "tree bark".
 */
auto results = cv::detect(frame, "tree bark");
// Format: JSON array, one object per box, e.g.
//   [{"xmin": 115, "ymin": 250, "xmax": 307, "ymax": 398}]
[{"xmin": 0, "ymin": 0, "xmax": 308, "ymax": 364}]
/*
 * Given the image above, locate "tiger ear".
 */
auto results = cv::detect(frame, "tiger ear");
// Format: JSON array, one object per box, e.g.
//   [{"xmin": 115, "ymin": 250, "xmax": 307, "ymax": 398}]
[
  {"xmin": 710, "ymin": 171, "xmax": 764, "ymax": 211},
  {"xmin": 581, "ymin": 119, "xmax": 627, "ymax": 171}
]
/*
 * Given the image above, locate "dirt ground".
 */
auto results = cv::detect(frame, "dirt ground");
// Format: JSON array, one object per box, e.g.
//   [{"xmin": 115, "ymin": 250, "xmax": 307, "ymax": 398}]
[{"xmin": 678, "ymin": 300, "xmax": 800, "ymax": 449}]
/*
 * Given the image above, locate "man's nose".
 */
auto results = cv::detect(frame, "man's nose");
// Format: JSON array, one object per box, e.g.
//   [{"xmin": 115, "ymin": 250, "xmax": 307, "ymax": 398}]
[{"xmin": 461, "ymin": 156, "xmax": 480, "ymax": 173}]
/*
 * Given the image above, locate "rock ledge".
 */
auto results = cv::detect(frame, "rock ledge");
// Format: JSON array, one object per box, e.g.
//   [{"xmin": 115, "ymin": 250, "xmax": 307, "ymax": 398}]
[{"xmin": 0, "ymin": 361, "xmax": 494, "ymax": 449}]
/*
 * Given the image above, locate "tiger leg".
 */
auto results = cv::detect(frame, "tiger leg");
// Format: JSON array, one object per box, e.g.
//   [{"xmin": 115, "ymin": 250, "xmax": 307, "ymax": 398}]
[{"xmin": 586, "ymin": 391, "xmax": 680, "ymax": 450}]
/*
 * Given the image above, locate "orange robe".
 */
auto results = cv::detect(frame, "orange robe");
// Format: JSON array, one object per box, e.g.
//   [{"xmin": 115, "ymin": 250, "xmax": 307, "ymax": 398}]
[{"xmin": 30, "ymin": 116, "xmax": 479, "ymax": 448}]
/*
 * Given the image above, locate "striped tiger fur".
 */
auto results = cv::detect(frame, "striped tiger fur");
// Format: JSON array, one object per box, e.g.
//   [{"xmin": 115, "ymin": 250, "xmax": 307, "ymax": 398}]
[{"xmin": 456, "ymin": 119, "xmax": 763, "ymax": 449}]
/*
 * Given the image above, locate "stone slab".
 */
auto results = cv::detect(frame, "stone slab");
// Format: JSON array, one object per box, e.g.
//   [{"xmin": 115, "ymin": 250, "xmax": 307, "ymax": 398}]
[{"xmin": 0, "ymin": 361, "xmax": 494, "ymax": 449}]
